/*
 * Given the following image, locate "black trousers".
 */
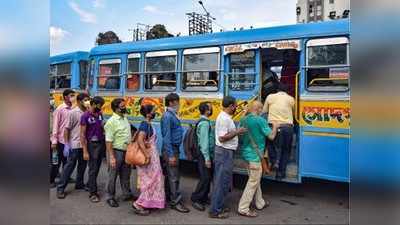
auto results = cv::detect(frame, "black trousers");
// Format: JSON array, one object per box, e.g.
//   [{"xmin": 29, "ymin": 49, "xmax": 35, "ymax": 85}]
[
  {"xmin": 87, "ymin": 141, "xmax": 104, "ymax": 195},
  {"xmin": 50, "ymin": 142, "xmax": 67, "ymax": 184},
  {"xmin": 57, "ymin": 148, "xmax": 87, "ymax": 192},
  {"xmin": 191, "ymin": 154, "xmax": 212, "ymax": 204},
  {"xmin": 161, "ymin": 145, "xmax": 182, "ymax": 206},
  {"xmin": 269, "ymin": 125, "xmax": 294, "ymax": 178}
]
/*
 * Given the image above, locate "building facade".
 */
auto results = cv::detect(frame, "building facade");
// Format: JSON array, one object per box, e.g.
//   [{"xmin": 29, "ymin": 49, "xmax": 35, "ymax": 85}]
[{"xmin": 296, "ymin": 0, "xmax": 350, "ymax": 23}]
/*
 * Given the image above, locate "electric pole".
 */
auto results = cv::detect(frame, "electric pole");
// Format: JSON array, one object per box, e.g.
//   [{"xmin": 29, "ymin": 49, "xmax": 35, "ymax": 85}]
[{"xmin": 129, "ymin": 23, "xmax": 151, "ymax": 41}]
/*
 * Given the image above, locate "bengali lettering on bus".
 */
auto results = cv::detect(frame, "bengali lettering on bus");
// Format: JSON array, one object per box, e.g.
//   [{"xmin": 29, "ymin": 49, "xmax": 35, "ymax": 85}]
[{"xmin": 300, "ymin": 101, "xmax": 350, "ymax": 129}]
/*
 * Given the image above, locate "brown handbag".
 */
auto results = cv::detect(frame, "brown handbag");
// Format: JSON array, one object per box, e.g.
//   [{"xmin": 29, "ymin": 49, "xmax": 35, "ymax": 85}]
[{"xmin": 125, "ymin": 129, "xmax": 148, "ymax": 166}]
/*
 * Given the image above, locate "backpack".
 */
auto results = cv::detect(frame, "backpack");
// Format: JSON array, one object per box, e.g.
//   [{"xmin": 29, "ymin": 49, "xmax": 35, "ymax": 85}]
[{"xmin": 183, "ymin": 118, "xmax": 209, "ymax": 160}]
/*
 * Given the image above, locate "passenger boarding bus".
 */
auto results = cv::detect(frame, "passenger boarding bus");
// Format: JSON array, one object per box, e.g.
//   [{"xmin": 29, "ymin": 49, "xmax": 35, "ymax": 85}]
[
  {"xmin": 86, "ymin": 19, "xmax": 350, "ymax": 183},
  {"xmin": 50, "ymin": 51, "xmax": 89, "ymax": 106}
]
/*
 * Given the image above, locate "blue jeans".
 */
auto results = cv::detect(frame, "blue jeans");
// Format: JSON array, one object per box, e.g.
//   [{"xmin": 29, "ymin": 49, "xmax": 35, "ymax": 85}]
[
  {"xmin": 57, "ymin": 148, "xmax": 87, "ymax": 192},
  {"xmin": 209, "ymin": 146, "xmax": 234, "ymax": 215}
]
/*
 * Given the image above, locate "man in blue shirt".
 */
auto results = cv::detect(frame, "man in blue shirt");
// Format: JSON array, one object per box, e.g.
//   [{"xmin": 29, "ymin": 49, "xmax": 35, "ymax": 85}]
[{"xmin": 160, "ymin": 93, "xmax": 189, "ymax": 213}]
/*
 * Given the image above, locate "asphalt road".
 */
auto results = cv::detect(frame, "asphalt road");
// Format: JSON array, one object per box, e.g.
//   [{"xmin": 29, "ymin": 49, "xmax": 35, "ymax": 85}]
[{"xmin": 50, "ymin": 160, "xmax": 349, "ymax": 224}]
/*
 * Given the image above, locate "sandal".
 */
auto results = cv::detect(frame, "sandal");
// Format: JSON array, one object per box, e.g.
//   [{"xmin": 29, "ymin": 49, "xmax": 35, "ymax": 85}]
[
  {"xmin": 131, "ymin": 202, "xmax": 150, "ymax": 216},
  {"xmin": 89, "ymin": 194, "xmax": 100, "ymax": 203},
  {"xmin": 238, "ymin": 210, "xmax": 258, "ymax": 217}
]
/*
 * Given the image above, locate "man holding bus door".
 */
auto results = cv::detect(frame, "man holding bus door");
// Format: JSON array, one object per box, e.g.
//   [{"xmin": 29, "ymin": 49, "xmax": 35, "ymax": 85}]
[{"xmin": 263, "ymin": 83, "xmax": 295, "ymax": 180}]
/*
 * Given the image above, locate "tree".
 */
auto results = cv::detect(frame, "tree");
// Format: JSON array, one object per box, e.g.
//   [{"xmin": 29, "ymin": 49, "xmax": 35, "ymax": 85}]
[
  {"xmin": 146, "ymin": 24, "xmax": 174, "ymax": 40},
  {"xmin": 96, "ymin": 31, "xmax": 122, "ymax": 45}
]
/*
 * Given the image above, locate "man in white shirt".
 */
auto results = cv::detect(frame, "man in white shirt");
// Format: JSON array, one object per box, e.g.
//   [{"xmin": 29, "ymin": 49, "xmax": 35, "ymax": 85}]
[{"xmin": 209, "ymin": 96, "xmax": 247, "ymax": 219}]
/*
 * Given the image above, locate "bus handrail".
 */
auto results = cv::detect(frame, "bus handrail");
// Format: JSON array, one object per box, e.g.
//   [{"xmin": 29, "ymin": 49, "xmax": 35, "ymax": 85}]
[
  {"xmin": 309, "ymin": 77, "xmax": 347, "ymax": 85},
  {"xmin": 294, "ymin": 71, "xmax": 300, "ymax": 124}
]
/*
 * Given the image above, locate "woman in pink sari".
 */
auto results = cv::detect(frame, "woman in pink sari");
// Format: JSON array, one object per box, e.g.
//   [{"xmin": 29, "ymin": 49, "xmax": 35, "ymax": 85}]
[{"xmin": 132, "ymin": 104, "xmax": 165, "ymax": 215}]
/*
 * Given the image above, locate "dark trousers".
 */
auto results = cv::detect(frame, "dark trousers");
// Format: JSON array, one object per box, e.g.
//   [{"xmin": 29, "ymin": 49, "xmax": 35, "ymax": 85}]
[
  {"xmin": 57, "ymin": 148, "xmax": 87, "ymax": 192},
  {"xmin": 161, "ymin": 145, "xmax": 182, "ymax": 206},
  {"xmin": 87, "ymin": 141, "xmax": 104, "ymax": 195},
  {"xmin": 210, "ymin": 146, "xmax": 234, "ymax": 215},
  {"xmin": 269, "ymin": 125, "xmax": 294, "ymax": 178},
  {"xmin": 191, "ymin": 154, "xmax": 212, "ymax": 204},
  {"xmin": 106, "ymin": 149, "xmax": 132, "ymax": 200},
  {"xmin": 50, "ymin": 142, "xmax": 67, "ymax": 184}
]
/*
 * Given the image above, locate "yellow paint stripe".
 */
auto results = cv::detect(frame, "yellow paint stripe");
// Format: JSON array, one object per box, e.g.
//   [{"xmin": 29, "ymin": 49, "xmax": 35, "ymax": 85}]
[{"xmin": 303, "ymin": 131, "xmax": 350, "ymax": 138}]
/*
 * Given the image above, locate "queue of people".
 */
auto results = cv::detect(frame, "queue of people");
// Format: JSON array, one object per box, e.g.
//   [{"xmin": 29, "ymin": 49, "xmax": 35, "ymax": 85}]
[{"xmin": 50, "ymin": 85, "xmax": 294, "ymax": 219}]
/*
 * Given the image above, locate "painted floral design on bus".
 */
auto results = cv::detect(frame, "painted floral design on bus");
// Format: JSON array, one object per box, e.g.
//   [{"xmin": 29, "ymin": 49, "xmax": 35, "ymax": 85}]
[{"xmin": 98, "ymin": 96, "xmax": 253, "ymax": 122}]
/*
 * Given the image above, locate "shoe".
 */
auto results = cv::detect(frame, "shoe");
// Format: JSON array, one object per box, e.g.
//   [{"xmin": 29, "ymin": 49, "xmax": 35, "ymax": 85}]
[
  {"xmin": 57, "ymin": 191, "xmax": 66, "ymax": 199},
  {"xmin": 223, "ymin": 207, "xmax": 231, "ymax": 213},
  {"xmin": 107, "ymin": 198, "xmax": 119, "ymax": 207},
  {"xmin": 68, "ymin": 178, "xmax": 76, "ymax": 183},
  {"xmin": 50, "ymin": 183, "xmax": 56, "ymax": 189},
  {"xmin": 209, "ymin": 212, "xmax": 229, "ymax": 219},
  {"xmin": 171, "ymin": 203, "xmax": 190, "ymax": 213},
  {"xmin": 255, "ymin": 200, "xmax": 270, "ymax": 210},
  {"xmin": 89, "ymin": 193, "xmax": 100, "ymax": 203},
  {"xmin": 192, "ymin": 202, "xmax": 205, "ymax": 211},
  {"xmin": 75, "ymin": 184, "xmax": 85, "ymax": 190}
]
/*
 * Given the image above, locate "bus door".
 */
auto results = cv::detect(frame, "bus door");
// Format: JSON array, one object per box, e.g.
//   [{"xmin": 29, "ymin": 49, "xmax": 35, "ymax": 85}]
[
  {"xmin": 223, "ymin": 46, "xmax": 260, "ymax": 175},
  {"xmin": 259, "ymin": 40, "xmax": 301, "ymax": 183}
]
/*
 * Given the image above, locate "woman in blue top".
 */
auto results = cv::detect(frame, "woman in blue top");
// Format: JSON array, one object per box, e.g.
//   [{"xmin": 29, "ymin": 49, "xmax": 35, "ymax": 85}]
[{"xmin": 131, "ymin": 104, "xmax": 165, "ymax": 215}]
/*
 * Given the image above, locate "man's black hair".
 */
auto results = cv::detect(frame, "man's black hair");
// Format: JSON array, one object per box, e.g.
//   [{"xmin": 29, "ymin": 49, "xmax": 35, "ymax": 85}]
[
  {"xmin": 90, "ymin": 96, "xmax": 105, "ymax": 106},
  {"xmin": 199, "ymin": 101, "xmax": 211, "ymax": 115},
  {"xmin": 277, "ymin": 83, "xmax": 289, "ymax": 93},
  {"xmin": 76, "ymin": 93, "xmax": 90, "ymax": 102},
  {"xmin": 165, "ymin": 93, "xmax": 180, "ymax": 107},
  {"xmin": 111, "ymin": 98, "xmax": 125, "ymax": 112},
  {"xmin": 222, "ymin": 95, "xmax": 236, "ymax": 108},
  {"xmin": 62, "ymin": 89, "xmax": 75, "ymax": 97},
  {"xmin": 140, "ymin": 104, "xmax": 155, "ymax": 117}
]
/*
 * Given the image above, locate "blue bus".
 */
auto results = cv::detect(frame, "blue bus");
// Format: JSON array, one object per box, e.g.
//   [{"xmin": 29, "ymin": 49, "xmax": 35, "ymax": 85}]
[
  {"xmin": 85, "ymin": 19, "xmax": 350, "ymax": 183},
  {"xmin": 49, "ymin": 51, "xmax": 89, "ymax": 105}
]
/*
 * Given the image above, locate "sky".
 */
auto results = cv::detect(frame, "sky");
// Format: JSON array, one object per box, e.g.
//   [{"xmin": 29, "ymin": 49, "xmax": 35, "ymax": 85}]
[{"xmin": 50, "ymin": 0, "xmax": 297, "ymax": 55}]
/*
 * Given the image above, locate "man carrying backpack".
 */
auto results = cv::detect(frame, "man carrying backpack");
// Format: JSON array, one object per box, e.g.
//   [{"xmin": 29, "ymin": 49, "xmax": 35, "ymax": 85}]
[{"xmin": 190, "ymin": 102, "xmax": 215, "ymax": 211}]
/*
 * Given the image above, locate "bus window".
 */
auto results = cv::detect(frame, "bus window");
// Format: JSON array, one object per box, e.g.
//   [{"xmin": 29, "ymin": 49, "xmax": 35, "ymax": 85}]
[
  {"xmin": 98, "ymin": 59, "xmax": 121, "ymax": 90},
  {"xmin": 49, "ymin": 62, "xmax": 71, "ymax": 89},
  {"xmin": 182, "ymin": 47, "xmax": 220, "ymax": 91},
  {"xmin": 306, "ymin": 37, "xmax": 349, "ymax": 91},
  {"xmin": 49, "ymin": 65, "xmax": 56, "ymax": 89},
  {"xmin": 229, "ymin": 50, "xmax": 256, "ymax": 91},
  {"xmin": 145, "ymin": 50, "xmax": 176, "ymax": 91},
  {"xmin": 127, "ymin": 53, "xmax": 140, "ymax": 91},
  {"xmin": 88, "ymin": 59, "xmax": 95, "ymax": 88},
  {"xmin": 79, "ymin": 60, "xmax": 88, "ymax": 90}
]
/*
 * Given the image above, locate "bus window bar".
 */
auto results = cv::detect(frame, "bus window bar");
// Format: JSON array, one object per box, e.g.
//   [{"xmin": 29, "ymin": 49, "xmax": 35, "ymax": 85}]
[
  {"xmin": 96, "ymin": 74, "xmax": 121, "ymax": 77},
  {"xmin": 224, "ymin": 72, "xmax": 257, "ymax": 76},
  {"xmin": 302, "ymin": 64, "xmax": 350, "ymax": 69},
  {"xmin": 141, "ymin": 71, "xmax": 177, "ymax": 74}
]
